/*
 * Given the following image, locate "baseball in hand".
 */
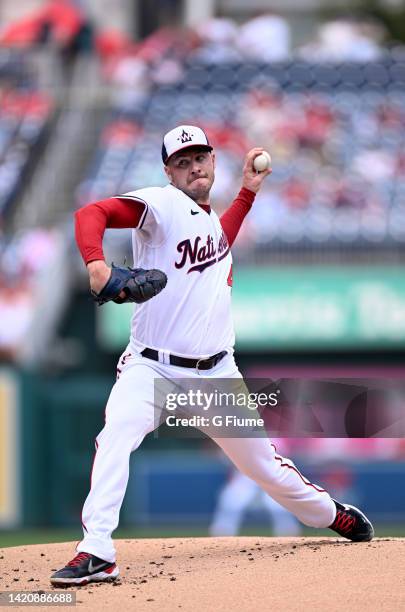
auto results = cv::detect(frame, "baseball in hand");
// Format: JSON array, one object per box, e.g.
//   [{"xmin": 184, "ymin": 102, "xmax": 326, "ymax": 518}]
[{"xmin": 253, "ymin": 151, "xmax": 272, "ymax": 172}]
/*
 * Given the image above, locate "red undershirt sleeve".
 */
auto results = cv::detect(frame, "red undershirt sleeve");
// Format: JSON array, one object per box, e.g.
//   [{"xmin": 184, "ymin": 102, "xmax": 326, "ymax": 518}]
[
  {"xmin": 220, "ymin": 187, "xmax": 256, "ymax": 247},
  {"xmin": 74, "ymin": 197, "xmax": 146, "ymax": 265}
]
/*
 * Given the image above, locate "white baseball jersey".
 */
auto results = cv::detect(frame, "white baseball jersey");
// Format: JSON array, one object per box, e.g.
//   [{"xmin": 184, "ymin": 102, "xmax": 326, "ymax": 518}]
[{"xmin": 118, "ymin": 183, "xmax": 234, "ymax": 358}]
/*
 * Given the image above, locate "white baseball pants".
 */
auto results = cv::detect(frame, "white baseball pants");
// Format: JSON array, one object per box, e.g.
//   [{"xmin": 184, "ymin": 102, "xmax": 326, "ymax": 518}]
[{"xmin": 76, "ymin": 351, "xmax": 336, "ymax": 562}]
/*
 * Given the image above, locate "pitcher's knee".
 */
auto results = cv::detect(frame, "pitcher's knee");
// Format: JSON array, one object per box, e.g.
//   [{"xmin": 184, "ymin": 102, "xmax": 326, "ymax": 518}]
[{"xmin": 96, "ymin": 421, "xmax": 143, "ymax": 452}]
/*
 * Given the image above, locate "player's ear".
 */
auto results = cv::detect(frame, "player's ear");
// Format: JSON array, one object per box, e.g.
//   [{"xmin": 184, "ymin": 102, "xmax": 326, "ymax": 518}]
[
  {"xmin": 164, "ymin": 164, "xmax": 172, "ymax": 181},
  {"xmin": 211, "ymin": 152, "xmax": 216, "ymax": 169}
]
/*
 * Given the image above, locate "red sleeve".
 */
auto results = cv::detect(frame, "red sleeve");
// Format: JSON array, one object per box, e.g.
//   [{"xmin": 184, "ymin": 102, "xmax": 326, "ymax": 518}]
[
  {"xmin": 74, "ymin": 197, "xmax": 146, "ymax": 265},
  {"xmin": 220, "ymin": 187, "xmax": 256, "ymax": 247}
]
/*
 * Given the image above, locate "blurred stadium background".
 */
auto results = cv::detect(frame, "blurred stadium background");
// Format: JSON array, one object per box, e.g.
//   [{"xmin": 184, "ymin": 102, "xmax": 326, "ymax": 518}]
[{"xmin": 0, "ymin": 0, "xmax": 405, "ymax": 546}]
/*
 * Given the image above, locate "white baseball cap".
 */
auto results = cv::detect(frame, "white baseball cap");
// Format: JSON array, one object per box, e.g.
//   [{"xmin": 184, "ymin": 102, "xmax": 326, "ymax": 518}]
[{"xmin": 161, "ymin": 125, "xmax": 213, "ymax": 164}]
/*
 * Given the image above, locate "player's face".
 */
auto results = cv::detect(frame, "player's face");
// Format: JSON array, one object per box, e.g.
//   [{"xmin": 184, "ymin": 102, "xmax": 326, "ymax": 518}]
[{"xmin": 165, "ymin": 147, "xmax": 215, "ymax": 203}]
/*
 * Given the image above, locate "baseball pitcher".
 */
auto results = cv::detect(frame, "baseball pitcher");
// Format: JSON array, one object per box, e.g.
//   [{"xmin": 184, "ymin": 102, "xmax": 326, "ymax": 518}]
[{"xmin": 51, "ymin": 125, "xmax": 373, "ymax": 586}]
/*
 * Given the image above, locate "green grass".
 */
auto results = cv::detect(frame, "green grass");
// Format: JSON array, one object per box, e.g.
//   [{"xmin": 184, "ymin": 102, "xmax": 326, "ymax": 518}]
[
  {"xmin": 0, "ymin": 527, "xmax": 208, "ymax": 548},
  {"xmin": 1, "ymin": 525, "xmax": 404, "ymax": 548}
]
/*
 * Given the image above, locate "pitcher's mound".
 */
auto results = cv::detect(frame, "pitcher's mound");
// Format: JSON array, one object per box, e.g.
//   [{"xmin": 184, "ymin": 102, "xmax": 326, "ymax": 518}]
[{"xmin": 1, "ymin": 537, "xmax": 404, "ymax": 611}]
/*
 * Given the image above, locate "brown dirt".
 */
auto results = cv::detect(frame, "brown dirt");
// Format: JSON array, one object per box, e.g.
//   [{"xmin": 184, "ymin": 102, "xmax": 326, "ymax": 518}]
[{"xmin": 1, "ymin": 537, "xmax": 404, "ymax": 611}]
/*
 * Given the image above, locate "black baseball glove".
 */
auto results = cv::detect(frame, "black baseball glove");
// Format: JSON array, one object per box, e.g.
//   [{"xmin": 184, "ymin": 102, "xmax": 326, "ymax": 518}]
[{"xmin": 91, "ymin": 264, "xmax": 167, "ymax": 305}]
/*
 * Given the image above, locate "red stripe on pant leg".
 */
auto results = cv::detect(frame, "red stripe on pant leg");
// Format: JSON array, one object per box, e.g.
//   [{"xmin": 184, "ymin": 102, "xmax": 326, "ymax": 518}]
[
  {"xmin": 89, "ymin": 441, "xmax": 98, "ymax": 490},
  {"xmin": 274, "ymin": 455, "xmax": 326, "ymax": 493}
]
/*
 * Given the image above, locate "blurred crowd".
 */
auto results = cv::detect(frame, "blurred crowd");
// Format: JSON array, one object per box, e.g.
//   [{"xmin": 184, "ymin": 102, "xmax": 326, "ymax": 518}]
[
  {"xmin": 0, "ymin": 0, "xmax": 93, "ymax": 66},
  {"xmin": 96, "ymin": 14, "xmax": 389, "ymax": 85},
  {"xmin": 0, "ymin": 86, "xmax": 54, "ymax": 217},
  {"xmin": 0, "ymin": 4, "xmax": 394, "ymax": 78},
  {"xmin": 0, "ymin": 227, "xmax": 60, "ymax": 360},
  {"xmin": 0, "ymin": 38, "xmax": 57, "ymax": 361}
]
